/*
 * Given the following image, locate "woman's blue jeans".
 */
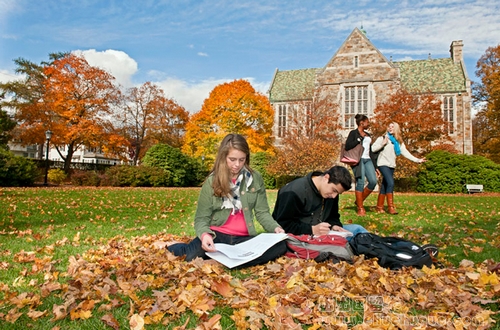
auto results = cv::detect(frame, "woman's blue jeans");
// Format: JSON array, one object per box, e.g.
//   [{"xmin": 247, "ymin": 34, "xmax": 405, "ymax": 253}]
[
  {"xmin": 355, "ymin": 158, "xmax": 377, "ymax": 192},
  {"xmin": 378, "ymin": 166, "xmax": 395, "ymax": 194}
]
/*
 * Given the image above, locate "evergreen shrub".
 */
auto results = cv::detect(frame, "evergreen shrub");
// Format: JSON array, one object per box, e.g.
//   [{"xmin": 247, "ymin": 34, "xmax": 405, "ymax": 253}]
[
  {"xmin": 103, "ymin": 165, "xmax": 169, "ymax": 187},
  {"xmin": 142, "ymin": 144, "xmax": 205, "ymax": 187},
  {"xmin": 417, "ymin": 150, "xmax": 500, "ymax": 193},
  {"xmin": 0, "ymin": 148, "xmax": 39, "ymax": 186},
  {"xmin": 251, "ymin": 152, "xmax": 276, "ymax": 189}
]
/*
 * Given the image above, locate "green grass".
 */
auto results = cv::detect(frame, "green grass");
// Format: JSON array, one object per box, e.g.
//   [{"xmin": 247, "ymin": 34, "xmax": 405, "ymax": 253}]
[{"xmin": 1, "ymin": 187, "xmax": 499, "ymax": 329}]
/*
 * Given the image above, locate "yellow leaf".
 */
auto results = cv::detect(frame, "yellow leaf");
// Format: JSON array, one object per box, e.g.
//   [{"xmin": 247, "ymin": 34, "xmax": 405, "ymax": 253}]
[
  {"xmin": 355, "ymin": 267, "xmax": 369, "ymax": 279},
  {"xmin": 286, "ymin": 275, "xmax": 298, "ymax": 289},
  {"xmin": 70, "ymin": 309, "xmax": 92, "ymax": 320},
  {"xmin": 268, "ymin": 295, "xmax": 278, "ymax": 308},
  {"xmin": 479, "ymin": 272, "xmax": 499, "ymax": 286}
]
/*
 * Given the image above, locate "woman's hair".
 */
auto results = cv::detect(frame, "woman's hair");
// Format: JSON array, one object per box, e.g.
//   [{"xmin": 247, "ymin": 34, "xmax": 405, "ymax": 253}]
[
  {"xmin": 355, "ymin": 114, "xmax": 368, "ymax": 126},
  {"xmin": 390, "ymin": 122, "xmax": 403, "ymax": 143},
  {"xmin": 211, "ymin": 134, "xmax": 252, "ymax": 197}
]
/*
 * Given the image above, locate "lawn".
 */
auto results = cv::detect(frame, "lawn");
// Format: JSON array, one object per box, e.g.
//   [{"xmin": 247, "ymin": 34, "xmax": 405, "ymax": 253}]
[{"xmin": 0, "ymin": 187, "xmax": 499, "ymax": 329}]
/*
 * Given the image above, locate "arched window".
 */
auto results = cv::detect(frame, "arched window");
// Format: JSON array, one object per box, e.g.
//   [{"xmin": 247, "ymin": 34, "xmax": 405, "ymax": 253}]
[{"xmin": 343, "ymin": 86, "xmax": 369, "ymax": 129}]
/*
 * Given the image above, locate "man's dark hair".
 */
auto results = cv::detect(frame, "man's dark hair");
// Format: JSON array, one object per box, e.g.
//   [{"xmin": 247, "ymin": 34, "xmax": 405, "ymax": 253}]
[{"xmin": 324, "ymin": 166, "xmax": 352, "ymax": 191}]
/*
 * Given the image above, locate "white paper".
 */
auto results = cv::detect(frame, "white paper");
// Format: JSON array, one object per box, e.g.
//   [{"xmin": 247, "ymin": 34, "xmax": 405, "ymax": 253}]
[
  {"xmin": 327, "ymin": 230, "xmax": 353, "ymax": 237},
  {"xmin": 206, "ymin": 233, "xmax": 288, "ymax": 268}
]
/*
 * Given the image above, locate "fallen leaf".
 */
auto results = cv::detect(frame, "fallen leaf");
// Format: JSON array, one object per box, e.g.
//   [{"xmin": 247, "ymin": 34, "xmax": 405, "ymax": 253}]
[
  {"xmin": 101, "ymin": 313, "xmax": 120, "ymax": 330},
  {"xmin": 130, "ymin": 313, "xmax": 144, "ymax": 330}
]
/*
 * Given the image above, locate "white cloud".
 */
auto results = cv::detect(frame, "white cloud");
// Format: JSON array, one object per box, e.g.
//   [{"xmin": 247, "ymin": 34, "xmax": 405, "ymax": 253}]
[
  {"xmin": 73, "ymin": 49, "xmax": 138, "ymax": 88},
  {"xmin": 197, "ymin": 52, "xmax": 208, "ymax": 57},
  {"xmin": 153, "ymin": 76, "xmax": 271, "ymax": 113},
  {"xmin": 0, "ymin": 69, "xmax": 20, "ymax": 83},
  {"xmin": 155, "ymin": 77, "xmax": 228, "ymax": 113}
]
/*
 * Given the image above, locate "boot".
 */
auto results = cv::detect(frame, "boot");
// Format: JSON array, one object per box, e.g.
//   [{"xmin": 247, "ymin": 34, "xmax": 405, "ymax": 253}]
[
  {"xmin": 355, "ymin": 191, "xmax": 366, "ymax": 216},
  {"xmin": 361, "ymin": 187, "xmax": 373, "ymax": 201},
  {"xmin": 375, "ymin": 194, "xmax": 386, "ymax": 213},
  {"xmin": 353, "ymin": 187, "xmax": 373, "ymax": 205},
  {"xmin": 386, "ymin": 193, "xmax": 398, "ymax": 215}
]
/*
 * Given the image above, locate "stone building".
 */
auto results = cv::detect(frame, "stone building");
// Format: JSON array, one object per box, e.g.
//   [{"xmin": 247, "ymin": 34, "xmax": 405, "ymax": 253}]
[{"xmin": 268, "ymin": 27, "xmax": 473, "ymax": 154}]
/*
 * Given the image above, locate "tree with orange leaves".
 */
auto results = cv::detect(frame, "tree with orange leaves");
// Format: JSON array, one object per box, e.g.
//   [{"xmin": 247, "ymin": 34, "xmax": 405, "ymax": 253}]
[
  {"xmin": 1, "ymin": 53, "xmax": 128, "ymax": 173},
  {"xmin": 266, "ymin": 92, "xmax": 342, "ymax": 177},
  {"xmin": 371, "ymin": 88, "xmax": 450, "ymax": 177},
  {"xmin": 182, "ymin": 79, "xmax": 274, "ymax": 166},
  {"xmin": 119, "ymin": 82, "xmax": 189, "ymax": 165},
  {"xmin": 473, "ymin": 44, "xmax": 500, "ymax": 163}
]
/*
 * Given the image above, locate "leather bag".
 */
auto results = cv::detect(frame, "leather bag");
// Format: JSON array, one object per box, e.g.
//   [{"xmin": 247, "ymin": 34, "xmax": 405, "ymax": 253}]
[{"xmin": 340, "ymin": 143, "xmax": 363, "ymax": 166}]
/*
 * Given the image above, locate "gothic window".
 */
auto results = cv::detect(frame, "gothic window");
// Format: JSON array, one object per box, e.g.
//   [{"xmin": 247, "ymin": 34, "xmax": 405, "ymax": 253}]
[
  {"xmin": 354, "ymin": 56, "xmax": 359, "ymax": 68},
  {"xmin": 278, "ymin": 104, "xmax": 287, "ymax": 137},
  {"xmin": 344, "ymin": 86, "xmax": 369, "ymax": 129},
  {"xmin": 443, "ymin": 96, "xmax": 455, "ymax": 134}
]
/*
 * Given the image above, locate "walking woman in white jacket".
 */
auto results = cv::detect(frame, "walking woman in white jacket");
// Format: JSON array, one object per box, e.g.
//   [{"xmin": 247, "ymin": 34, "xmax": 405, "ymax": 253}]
[{"xmin": 371, "ymin": 122, "xmax": 426, "ymax": 214}]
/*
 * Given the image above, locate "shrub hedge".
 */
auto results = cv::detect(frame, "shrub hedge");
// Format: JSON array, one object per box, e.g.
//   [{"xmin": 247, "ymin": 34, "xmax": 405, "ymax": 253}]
[
  {"xmin": 251, "ymin": 152, "xmax": 276, "ymax": 189},
  {"xmin": 142, "ymin": 144, "xmax": 205, "ymax": 187},
  {"xmin": 417, "ymin": 150, "xmax": 500, "ymax": 193},
  {"xmin": 0, "ymin": 148, "xmax": 39, "ymax": 186},
  {"xmin": 103, "ymin": 165, "xmax": 169, "ymax": 187}
]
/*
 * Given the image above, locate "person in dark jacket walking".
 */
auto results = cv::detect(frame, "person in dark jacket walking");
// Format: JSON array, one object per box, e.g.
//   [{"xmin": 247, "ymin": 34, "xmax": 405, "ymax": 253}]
[{"xmin": 344, "ymin": 114, "xmax": 378, "ymax": 216}]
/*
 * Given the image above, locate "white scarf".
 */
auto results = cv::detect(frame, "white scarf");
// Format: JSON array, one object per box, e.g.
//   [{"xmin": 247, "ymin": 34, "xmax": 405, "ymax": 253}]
[{"xmin": 221, "ymin": 168, "xmax": 253, "ymax": 214}]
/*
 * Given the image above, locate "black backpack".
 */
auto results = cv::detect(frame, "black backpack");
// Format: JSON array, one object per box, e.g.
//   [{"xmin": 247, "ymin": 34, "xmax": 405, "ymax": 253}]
[{"xmin": 349, "ymin": 233, "xmax": 434, "ymax": 270}]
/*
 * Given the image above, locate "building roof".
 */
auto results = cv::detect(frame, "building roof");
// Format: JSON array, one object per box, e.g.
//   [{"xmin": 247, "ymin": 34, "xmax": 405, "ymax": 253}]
[
  {"xmin": 268, "ymin": 58, "xmax": 468, "ymax": 102},
  {"xmin": 268, "ymin": 68, "xmax": 318, "ymax": 102},
  {"xmin": 396, "ymin": 58, "xmax": 467, "ymax": 93}
]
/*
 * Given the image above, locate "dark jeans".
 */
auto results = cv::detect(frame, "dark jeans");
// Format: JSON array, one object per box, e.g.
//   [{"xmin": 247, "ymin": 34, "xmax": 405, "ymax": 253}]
[
  {"xmin": 378, "ymin": 166, "xmax": 395, "ymax": 194},
  {"xmin": 168, "ymin": 231, "xmax": 288, "ymax": 268}
]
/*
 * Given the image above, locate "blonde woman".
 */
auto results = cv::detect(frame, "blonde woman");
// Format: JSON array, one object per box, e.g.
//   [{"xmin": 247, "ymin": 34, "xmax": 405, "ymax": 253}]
[{"xmin": 371, "ymin": 123, "xmax": 426, "ymax": 214}]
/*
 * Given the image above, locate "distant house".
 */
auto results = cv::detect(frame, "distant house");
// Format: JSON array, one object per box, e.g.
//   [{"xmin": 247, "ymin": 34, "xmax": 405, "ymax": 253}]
[
  {"xmin": 268, "ymin": 27, "xmax": 473, "ymax": 154},
  {"xmin": 9, "ymin": 142, "xmax": 122, "ymax": 165}
]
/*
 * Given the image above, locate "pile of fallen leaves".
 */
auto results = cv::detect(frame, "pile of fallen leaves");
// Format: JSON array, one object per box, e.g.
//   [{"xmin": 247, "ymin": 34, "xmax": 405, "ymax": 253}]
[{"xmin": 1, "ymin": 233, "xmax": 499, "ymax": 329}]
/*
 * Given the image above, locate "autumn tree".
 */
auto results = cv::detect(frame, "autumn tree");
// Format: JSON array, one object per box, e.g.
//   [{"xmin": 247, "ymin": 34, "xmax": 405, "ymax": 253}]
[
  {"xmin": 267, "ymin": 92, "xmax": 342, "ymax": 177},
  {"xmin": 472, "ymin": 44, "xmax": 500, "ymax": 163},
  {"xmin": 182, "ymin": 79, "xmax": 274, "ymax": 165},
  {"xmin": 371, "ymin": 88, "xmax": 450, "ymax": 177},
  {"xmin": 118, "ymin": 82, "xmax": 189, "ymax": 165},
  {"xmin": 0, "ymin": 53, "xmax": 128, "ymax": 172}
]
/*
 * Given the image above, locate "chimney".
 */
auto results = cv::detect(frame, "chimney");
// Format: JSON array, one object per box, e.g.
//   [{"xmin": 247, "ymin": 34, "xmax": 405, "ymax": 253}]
[{"xmin": 450, "ymin": 40, "xmax": 464, "ymax": 64}]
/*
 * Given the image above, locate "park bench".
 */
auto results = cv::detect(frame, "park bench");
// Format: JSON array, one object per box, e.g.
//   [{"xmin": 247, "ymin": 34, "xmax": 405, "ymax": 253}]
[{"xmin": 465, "ymin": 184, "xmax": 483, "ymax": 194}]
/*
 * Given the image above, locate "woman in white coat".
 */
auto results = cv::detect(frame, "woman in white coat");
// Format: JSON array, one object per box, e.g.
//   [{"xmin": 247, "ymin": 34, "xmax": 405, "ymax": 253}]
[{"xmin": 371, "ymin": 122, "xmax": 426, "ymax": 214}]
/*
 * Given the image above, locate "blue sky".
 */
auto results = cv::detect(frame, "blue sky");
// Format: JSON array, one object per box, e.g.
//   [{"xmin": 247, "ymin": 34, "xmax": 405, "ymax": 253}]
[{"xmin": 1, "ymin": 0, "xmax": 499, "ymax": 112}]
